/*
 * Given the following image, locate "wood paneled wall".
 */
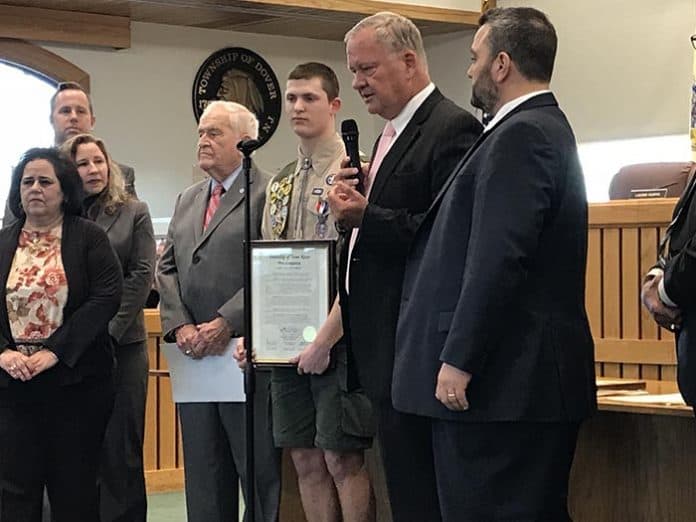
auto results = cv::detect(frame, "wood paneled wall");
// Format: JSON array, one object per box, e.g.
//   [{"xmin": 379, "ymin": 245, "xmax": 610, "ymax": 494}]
[{"xmin": 587, "ymin": 199, "xmax": 678, "ymax": 381}]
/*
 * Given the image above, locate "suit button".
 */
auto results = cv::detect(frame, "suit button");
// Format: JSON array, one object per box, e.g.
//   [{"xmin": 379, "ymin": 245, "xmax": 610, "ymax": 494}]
[
  {"xmin": 192, "ymin": 255, "xmax": 200, "ymax": 264},
  {"xmin": 352, "ymin": 257, "xmax": 360, "ymax": 263}
]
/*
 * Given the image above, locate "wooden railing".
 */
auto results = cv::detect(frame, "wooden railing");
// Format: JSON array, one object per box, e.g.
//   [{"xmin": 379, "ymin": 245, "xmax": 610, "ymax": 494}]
[
  {"xmin": 142, "ymin": 310, "xmax": 307, "ymax": 519},
  {"xmin": 587, "ymin": 199, "xmax": 677, "ymax": 381},
  {"xmin": 141, "ymin": 198, "xmax": 682, "ymax": 493},
  {"xmin": 143, "ymin": 310, "xmax": 184, "ymax": 492}
]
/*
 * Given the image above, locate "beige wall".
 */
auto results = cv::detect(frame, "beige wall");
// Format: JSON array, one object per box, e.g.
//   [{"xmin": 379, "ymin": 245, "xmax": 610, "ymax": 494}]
[
  {"xmin": 425, "ymin": 0, "xmax": 695, "ymax": 143},
  {"xmin": 498, "ymin": 0, "xmax": 695, "ymax": 142},
  {"xmin": 42, "ymin": 21, "xmax": 477, "ymax": 220},
  {"xmin": 37, "ymin": 0, "xmax": 696, "ymax": 218},
  {"xmin": 44, "ymin": 22, "xmax": 385, "ymax": 219}
]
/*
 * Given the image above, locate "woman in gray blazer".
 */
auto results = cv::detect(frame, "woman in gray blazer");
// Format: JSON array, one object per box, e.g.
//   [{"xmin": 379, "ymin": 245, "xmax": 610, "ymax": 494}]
[{"xmin": 63, "ymin": 134, "xmax": 156, "ymax": 522}]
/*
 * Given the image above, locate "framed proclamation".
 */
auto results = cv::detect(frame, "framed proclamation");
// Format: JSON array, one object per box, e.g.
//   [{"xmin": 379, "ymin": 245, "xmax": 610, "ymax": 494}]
[{"xmin": 250, "ymin": 240, "xmax": 336, "ymax": 365}]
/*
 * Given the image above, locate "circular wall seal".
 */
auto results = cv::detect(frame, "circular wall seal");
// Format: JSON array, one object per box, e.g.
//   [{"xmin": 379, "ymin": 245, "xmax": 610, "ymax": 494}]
[{"xmin": 192, "ymin": 47, "xmax": 282, "ymax": 146}]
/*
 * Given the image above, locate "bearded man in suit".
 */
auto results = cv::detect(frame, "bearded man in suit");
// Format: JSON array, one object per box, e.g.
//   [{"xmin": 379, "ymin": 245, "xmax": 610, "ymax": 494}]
[{"xmin": 393, "ymin": 7, "xmax": 596, "ymax": 521}]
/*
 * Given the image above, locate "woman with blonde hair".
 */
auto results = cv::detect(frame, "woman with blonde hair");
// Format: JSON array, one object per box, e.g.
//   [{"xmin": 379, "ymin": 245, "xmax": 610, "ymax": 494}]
[{"xmin": 63, "ymin": 134, "xmax": 155, "ymax": 522}]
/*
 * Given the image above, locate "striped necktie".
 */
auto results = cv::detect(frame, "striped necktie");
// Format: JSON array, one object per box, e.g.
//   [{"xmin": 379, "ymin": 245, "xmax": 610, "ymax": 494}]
[{"xmin": 204, "ymin": 183, "xmax": 225, "ymax": 230}]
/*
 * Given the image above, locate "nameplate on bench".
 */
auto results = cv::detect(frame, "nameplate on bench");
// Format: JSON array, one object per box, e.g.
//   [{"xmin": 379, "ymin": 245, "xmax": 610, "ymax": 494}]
[{"xmin": 630, "ymin": 188, "xmax": 668, "ymax": 199}]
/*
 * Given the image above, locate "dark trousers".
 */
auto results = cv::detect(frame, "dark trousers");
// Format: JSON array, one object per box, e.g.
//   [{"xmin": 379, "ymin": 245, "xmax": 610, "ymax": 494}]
[
  {"xmin": 98, "ymin": 342, "xmax": 149, "ymax": 522},
  {"xmin": 0, "ymin": 377, "xmax": 114, "ymax": 522},
  {"xmin": 431, "ymin": 420, "xmax": 580, "ymax": 522},
  {"xmin": 178, "ymin": 371, "xmax": 281, "ymax": 522},
  {"xmin": 375, "ymin": 400, "xmax": 441, "ymax": 522}
]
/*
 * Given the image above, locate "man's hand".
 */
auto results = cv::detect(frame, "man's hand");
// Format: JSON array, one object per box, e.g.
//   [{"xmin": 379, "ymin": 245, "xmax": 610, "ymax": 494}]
[
  {"xmin": 175, "ymin": 324, "xmax": 200, "ymax": 357},
  {"xmin": 233, "ymin": 337, "xmax": 247, "ymax": 369},
  {"xmin": 327, "ymin": 181, "xmax": 368, "ymax": 229},
  {"xmin": 332, "ymin": 156, "xmax": 368, "ymax": 188},
  {"xmin": 194, "ymin": 317, "xmax": 232, "ymax": 356},
  {"xmin": 290, "ymin": 342, "xmax": 331, "ymax": 375},
  {"xmin": 0, "ymin": 350, "xmax": 33, "ymax": 381},
  {"xmin": 641, "ymin": 271, "xmax": 681, "ymax": 331},
  {"xmin": 435, "ymin": 363, "xmax": 471, "ymax": 411},
  {"xmin": 233, "ymin": 337, "xmax": 257, "ymax": 369},
  {"xmin": 28, "ymin": 350, "xmax": 59, "ymax": 377}
]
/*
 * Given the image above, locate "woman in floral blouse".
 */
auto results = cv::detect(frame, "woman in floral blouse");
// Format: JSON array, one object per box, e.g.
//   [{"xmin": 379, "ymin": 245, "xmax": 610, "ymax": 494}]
[
  {"xmin": 63, "ymin": 134, "xmax": 155, "ymax": 522},
  {"xmin": 0, "ymin": 147, "xmax": 122, "ymax": 522}
]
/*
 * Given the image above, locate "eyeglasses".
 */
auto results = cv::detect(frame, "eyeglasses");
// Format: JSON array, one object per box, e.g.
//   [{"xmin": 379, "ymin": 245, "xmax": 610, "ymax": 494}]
[{"xmin": 691, "ymin": 34, "xmax": 696, "ymax": 50}]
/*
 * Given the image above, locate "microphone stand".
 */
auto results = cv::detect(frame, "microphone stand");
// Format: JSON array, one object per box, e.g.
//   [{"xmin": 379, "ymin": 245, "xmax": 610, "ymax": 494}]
[{"xmin": 237, "ymin": 138, "xmax": 261, "ymax": 522}]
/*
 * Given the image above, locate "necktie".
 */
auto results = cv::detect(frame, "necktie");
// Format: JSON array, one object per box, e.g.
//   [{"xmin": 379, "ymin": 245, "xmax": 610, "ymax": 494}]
[
  {"xmin": 345, "ymin": 121, "xmax": 396, "ymax": 293},
  {"xmin": 204, "ymin": 183, "xmax": 224, "ymax": 230},
  {"xmin": 365, "ymin": 121, "xmax": 396, "ymax": 196}
]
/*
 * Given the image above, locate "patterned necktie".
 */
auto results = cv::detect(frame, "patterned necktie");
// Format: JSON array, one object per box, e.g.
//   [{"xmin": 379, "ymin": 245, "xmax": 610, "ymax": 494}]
[
  {"xmin": 345, "ymin": 121, "xmax": 397, "ymax": 293},
  {"xmin": 204, "ymin": 183, "xmax": 224, "ymax": 230}
]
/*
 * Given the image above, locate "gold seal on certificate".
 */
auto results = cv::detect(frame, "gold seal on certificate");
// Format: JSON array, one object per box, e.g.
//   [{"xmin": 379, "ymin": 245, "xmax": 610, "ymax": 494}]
[{"xmin": 251, "ymin": 240, "xmax": 335, "ymax": 365}]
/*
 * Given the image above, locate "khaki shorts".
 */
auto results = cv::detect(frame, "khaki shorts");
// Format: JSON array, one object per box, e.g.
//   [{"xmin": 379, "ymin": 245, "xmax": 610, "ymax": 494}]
[{"xmin": 270, "ymin": 345, "xmax": 374, "ymax": 450}]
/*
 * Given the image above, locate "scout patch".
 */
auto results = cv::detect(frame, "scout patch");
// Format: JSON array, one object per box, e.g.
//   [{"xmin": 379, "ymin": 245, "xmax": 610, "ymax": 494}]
[{"xmin": 269, "ymin": 168, "xmax": 295, "ymax": 239}]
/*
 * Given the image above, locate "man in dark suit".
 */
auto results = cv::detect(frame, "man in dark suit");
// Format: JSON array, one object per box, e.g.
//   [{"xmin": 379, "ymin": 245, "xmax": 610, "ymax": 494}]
[
  {"xmin": 641, "ymin": 163, "xmax": 696, "ymax": 410},
  {"xmin": 393, "ymin": 7, "xmax": 596, "ymax": 521},
  {"xmin": 321, "ymin": 11, "xmax": 482, "ymax": 521},
  {"xmin": 157, "ymin": 101, "xmax": 280, "ymax": 522},
  {"xmin": 3, "ymin": 81, "xmax": 137, "ymax": 228}
]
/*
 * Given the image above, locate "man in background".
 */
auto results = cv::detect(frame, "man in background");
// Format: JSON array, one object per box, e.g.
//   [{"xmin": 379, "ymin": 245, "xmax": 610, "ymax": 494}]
[
  {"xmin": 3, "ymin": 81, "xmax": 136, "ymax": 227},
  {"xmin": 49, "ymin": 81, "xmax": 136, "ymax": 195},
  {"xmin": 642, "ymin": 168, "xmax": 696, "ymax": 411}
]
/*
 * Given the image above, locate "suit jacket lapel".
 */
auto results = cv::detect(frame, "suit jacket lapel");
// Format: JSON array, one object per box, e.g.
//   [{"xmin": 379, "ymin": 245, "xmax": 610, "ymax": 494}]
[
  {"xmin": 430, "ymin": 131, "xmax": 489, "ymax": 208},
  {"xmin": 430, "ymin": 92, "xmax": 560, "ymax": 212},
  {"xmin": 669, "ymin": 164, "xmax": 696, "ymax": 225},
  {"xmin": 192, "ymin": 182, "xmax": 208, "ymax": 245},
  {"xmin": 369, "ymin": 89, "xmax": 444, "ymax": 203},
  {"xmin": 95, "ymin": 206, "xmax": 120, "ymax": 233}
]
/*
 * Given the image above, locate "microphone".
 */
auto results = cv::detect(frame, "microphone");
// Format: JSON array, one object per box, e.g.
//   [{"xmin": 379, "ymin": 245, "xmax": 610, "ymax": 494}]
[
  {"xmin": 237, "ymin": 138, "xmax": 262, "ymax": 156},
  {"xmin": 340, "ymin": 119, "xmax": 365, "ymax": 194}
]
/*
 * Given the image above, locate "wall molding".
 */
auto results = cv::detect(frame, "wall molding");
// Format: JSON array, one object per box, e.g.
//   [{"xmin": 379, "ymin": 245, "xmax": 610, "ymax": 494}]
[{"xmin": 0, "ymin": 38, "xmax": 90, "ymax": 90}]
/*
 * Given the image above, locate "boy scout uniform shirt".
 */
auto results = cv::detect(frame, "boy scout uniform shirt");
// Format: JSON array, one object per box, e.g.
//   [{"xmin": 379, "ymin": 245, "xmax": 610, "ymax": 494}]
[{"xmin": 262, "ymin": 132, "xmax": 344, "ymax": 241}]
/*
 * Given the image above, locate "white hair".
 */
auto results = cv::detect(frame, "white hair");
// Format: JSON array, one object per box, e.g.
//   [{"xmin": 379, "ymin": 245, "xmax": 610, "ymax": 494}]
[
  {"xmin": 201, "ymin": 100, "xmax": 259, "ymax": 139},
  {"xmin": 345, "ymin": 11, "xmax": 428, "ymax": 66}
]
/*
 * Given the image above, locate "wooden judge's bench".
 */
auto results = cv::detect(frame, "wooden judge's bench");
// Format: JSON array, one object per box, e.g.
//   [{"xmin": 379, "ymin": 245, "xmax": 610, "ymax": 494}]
[
  {"xmin": 570, "ymin": 198, "xmax": 696, "ymax": 521},
  {"xmin": 141, "ymin": 199, "xmax": 696, "ymax": 521}
]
